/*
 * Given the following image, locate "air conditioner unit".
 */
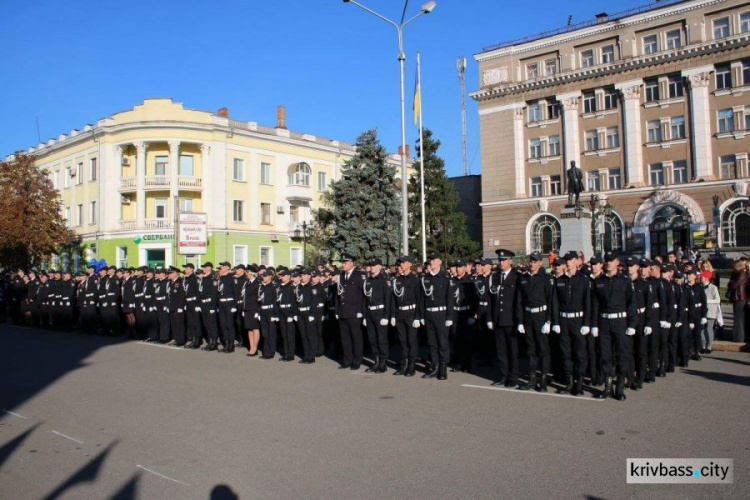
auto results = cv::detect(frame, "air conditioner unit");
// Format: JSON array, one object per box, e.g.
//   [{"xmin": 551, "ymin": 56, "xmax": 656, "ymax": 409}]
[
  {"xmin": 121, "ymin": 158, "xmax": 130, "ymax": 166},
  {"xmin": 121, "ymin": 196, "xmax": 131, "ymax": 205},
  {"xmin": 276, "ymin": 205, "xmax": 285, "ymax": 214},
  {"xmin": 271, "ymin": 234, "xmax": 280, "ymax": 242}
]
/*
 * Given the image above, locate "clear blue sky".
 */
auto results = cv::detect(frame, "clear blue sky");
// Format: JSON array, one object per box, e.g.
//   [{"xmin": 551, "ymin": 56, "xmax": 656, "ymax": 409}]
[{"xmin": 0, "ymin": 0, "xmax": 639, "ymax": 176}]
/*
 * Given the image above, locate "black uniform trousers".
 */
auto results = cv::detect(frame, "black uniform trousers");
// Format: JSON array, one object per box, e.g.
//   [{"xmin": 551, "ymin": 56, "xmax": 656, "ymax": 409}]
[
  {"xmin": 586, "ymin": 333, "xmax": 599, "ymax": 382},
  {"xmin": 395, "ymin": 314, "xmax": 419, "ymax": 361},
  {"xmin": 315, "ymin": 306, "xmax": 325, "ymax": 356},
  {"xmin": 145, "ymin": 310, "xmax": 158, "ymax": 341},
  {"xmin": 425, "ymin": 310, "xmax": 449, "ymax": 365},
  {"xmin": 234, "ymin": 307, "xmax": 245, "ymax": 345},
  {"xmin": 523, "ymin": 311, "xmax": 550, "ymax": 375},
  {"xmin": 365, "ymin": 310, "xmax": 389, "ymax": 359},
  {"xmin": 201, "ymin": 309, "xmax": 218, "ymax": 342},
  {"xmin": 667, "ymin": 323, "xmax": 679, "ymax": 370},
  {"xmin": 279, "ymin": 314, "xmax": 295, "ymax": 358},
  {"xmin": 599, "ymin": 317, "xmax": 629, "ymax": 378},
  {"xmin": 260, "ymin": 314, "xmax": 277, "ymax": 357},
  {"xmin": 157, "ymin": 308, "xmax": 170, "ymax": 342},
  {"xmin": 170, "ymin": 311, "xmax": 186, "ymax": 345},
  {"xmin": 134, "ymin": 308, "xmax": 146, "ymax": 339},
  {"xmin": 494, "ymin": 325, "xmax": 519, "ymax": 383},
  {"xmin": 186, "ymin": 306, "xmax": 201, "ymax": 342},
  {"xmin": 630, "ymin": 317, "xmax": 648, "ymax": 383},
  {"xmin": 339, "ymin": 317, "xmax": 363, "ymax": 366},
  {"xmin": 217, "ymin": 302, "xmax": 235, "ymax": 345},
  {"xmin": 558, "ymin": 317, "xmax": 587, "ymax": 380},
  {"xmin": 298, "ymin": 314, "xmax": 317, "ymax": 360},
  {"xmin": 38, "ymin": 305, "xmax": 49, "ymax": 328},
  {"xmin": 655, "ymin": 323, "xmax": 670, "ymax": 372},
  {"xmin": 679, "ymin": 323, "xmax": 692, "ymax": 364},
  {"xmin": 454, "ymin": 313, "xmax": 476, "ymax": 370}
]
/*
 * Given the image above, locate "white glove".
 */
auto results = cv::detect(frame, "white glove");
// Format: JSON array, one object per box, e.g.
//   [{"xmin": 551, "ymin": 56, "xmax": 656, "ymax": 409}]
[
  {"xmin": 287, "ymin": 317, "xmax": 293, "ymax": 323},
  {"xmin": 230, "ymin": 308, "xmax": 237, "ymax": 313},
  {"xmin": 660, "ymin": 321, "xmax": 671, "ymax": 329},
  {"xmin": 445, "ymin": 320, "xmax": 453, "ymax": 327},
  {"xmin": 580, "ymin": 326, "xmax": 590, "ymax": 335},
  {"xmin": 242, "ymin": 312, "xmax": 245, "ymax": 317},
  {"xmin": 552, "ymin": 325, "xmax": 561, "ymax": 334},
  {"xmin": 487, "ymin": 322, "xmax": 494, "ymax": 330},
  {"xmin": 517, "ymin": 324, "xmax": 525, "ymax": 334},
  {"xmin": 380, "ymin": 318, "xmax": 389, "ymax": 326},
  {"xmin": 420, "ymin": 319, "xmax": 425, "ymax": 326},
  {"xmin": 271, "ymin": 317, "xmax": 279, "ymax": 322},
  {"xmin": 591, "ymin": 327, "xmax": 599, "ymax": 337},
  {"xmin": 335, "ymin": 314, "xmax": 339, "ymax": 320},
  {"xmin": 390, "ymin": 318, "xmax": 396, "ymax": 327},
  {"xmin": 356, "ymin": 313, "xmax": 363, "ymax": 319},
  {"xmin": 412, "ymin": 319, "xmax": 421, "ymax": 329},
  {"xmin": 254, "ymin": 313, "xmax": 260, "ymax": 320},
  {"xmin": 467, "ymin": 317, "xmax": 476, "ymax": 326},
  {"xmin": 307, "ymin": 316, "xmax": 313, "ymax": 322},
  {"xmin": 700, "ymin": 318, "xmax": 707, "ymax": 325},
  {"xmin": 626, "ymin": 328, "xmax": 636, "ymax": 336},
  {"xmin": 718, "ymin": 320, "xmax": 724, "ymax": 327},
  {"xmin": 644, "ymin": 326, "xmax": 652, "ymax": 335},
  {"xmin": 541, "ymin": 322, "xmax": 550, "ymax": 334},
  {"xmin": 689, "ymin": 323, "xmax": 694, "ymax": 330},
  {"xmin": 675, "ymin": 322, "xmax": 682, "ymax": 328},
  {"xmin": 195, "ymin": 307, "xmax": 201, "ymax": 312},
  {"xmin": 178, "ymin": 308, "xmax": 183, "ymax": 313},
  {"xmin": 294, "ymin": 316, "xmax": 298, "ymax": 322},
  {"xmin": 362, "ymin": 319, "xmax": 367, "ymax": 326}
]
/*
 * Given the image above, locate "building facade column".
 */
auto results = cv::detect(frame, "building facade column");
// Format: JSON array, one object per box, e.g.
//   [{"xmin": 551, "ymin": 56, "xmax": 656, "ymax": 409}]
[
  {"xmin": 169, "ymin": 140, "xmax": 180, "ymax": 202},
  {"xmin": 110, "ymin": 145, "xmax": 123, "ymax": 231},
  {"xmin": 135, "ymin": 141, "xmax": 147, "ymax": 227},
  {"xmin": 512, "ymin": 105, "xmax": 526, "ymax": 197},
  {"xmin": 614, "ymin": 79, "xmax": 644, "ymax": 186},
  {"xmin": 200, "ymin": 144, "xmax": 212, "ymax": 227},
  {"xmin": 682, "ymin": 66, "xmax": 714, "ymax": 181},
  {"xmin": 556, "ymin": 91, "xmax": 582, "ymax": 186}
]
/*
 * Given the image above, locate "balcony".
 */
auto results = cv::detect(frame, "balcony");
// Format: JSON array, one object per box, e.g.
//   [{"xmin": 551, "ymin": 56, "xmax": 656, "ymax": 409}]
[
  {"xmin": 286, "ymin": 183, "xmax": 313, "ymax": 201},
  {"xmin": 118, "ymin": 175, "xmax": 203, "ymax": 192},
  {"xmin": 120, "ymin": 177, "xmax": 137, "ymax": 191},
  {"xmin": 118, "ymin": 219, "xmax": 137, "ymax": 230},
  {"xmin": 177, "ymin": 176, "xmax": 202, "ymax": 190},
  {"xmin": 117, "ymin": 219, "xmax": 173, "ymax": 230},
  {"xmin": 144, "ymin": 175, "xmax": 170, "ymax": 189}
]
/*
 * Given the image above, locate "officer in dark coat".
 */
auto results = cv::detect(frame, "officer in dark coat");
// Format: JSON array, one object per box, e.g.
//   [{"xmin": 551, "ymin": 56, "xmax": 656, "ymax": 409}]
[
  {"xmin": 392, "ymin": 256, "xmax": 422, "ymax": 377},
  {"xmin": 257, "ymin": 269, "xmax": 279, "ymax": 359},
  {"xmin": 242, "ymin": 265, "xmax": 261, "ymax": 356},
  {"xmin": 277, "ymin": 269, "xmax": 296, "ymax": 361},
  {"xmin": 363, "ymin": 258, "xmax": 393, "ymax": 373},
  {"xmin": 488, "ymin": 249, "xmax": 523, "ymax": 387},
  {"xmin": 153, "ymin": 268, "xmax": 171, "ymax": 343},
  {"xmin": 168, "ymin": 266, "xmax": 186, "ymax": 346},
  {"xmin": 295, "ymin": 268, "xmax": 317, "ymax": 364},
  {"xmin": 199, "ymin": 263, "xmax": 220, "ymax": 351},
  {"xmin": 420, "ymin": 253, "xmax": 454, "ymax": 380},
  {"xmin": 143, "ymin": 268, "xmax": 159, "ymax": 342},
  {"xmin": 517, "ymin": 253, "xmax": 554, "ymax": 391},
  {"xmin": 233, "ymin": 265, "xmax": 248, "ymax": 348},
  {"xmin": 35, "ymin": 272, "xmax": 50, "ymax": 328},
  {"xmin": 312, "ymin": 270, "xmax": 327, "ymax": 357},
  {"xmin": 133, "ymin": 267, "xmax": 147, "ymax": 340},
  {"xmin": 183, "ymin": 264, "xmax": 201, "ymax": 348},
  {"xmin": 59, "ymin": 271, "xmax": 77, "ymax": 330},
  {"xmin": 688, "ymin": 268, "xmax": 708, "ymax": 362},
  {"xmin": 336, "ymin": 254, "xmax": 366, "ymax": 370},
  {"xmin": 216, "ymin": 262, "xmax": 237, "ymax": 353},
  {"xmin": 646, "ymin": 260, "xmax": 668, "ymax": 383},
  {"xmin": 449, "ymin": 259, "xmax": 478, "ymax": 374},
  {"xmin": 626, "ymin": 257, "xmax": 652, "ymax": 391}
]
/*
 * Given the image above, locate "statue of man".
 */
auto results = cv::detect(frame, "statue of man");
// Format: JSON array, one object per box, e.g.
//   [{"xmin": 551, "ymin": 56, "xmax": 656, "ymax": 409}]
[{"xmin": 566, "ymin": 160, "xmax": 585, "ymax": 206}]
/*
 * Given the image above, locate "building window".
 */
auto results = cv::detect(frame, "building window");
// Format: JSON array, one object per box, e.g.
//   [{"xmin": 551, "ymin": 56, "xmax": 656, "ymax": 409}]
[
  {"xmin": 155, "ymin": 156, "xmax": 168, "ymax": 176},
  {"xmin": 528, "ymin": 102, "xmax": 541, "ymax": 122},
  {"xmin": 606, "ymin": 127, "xmax": 619, "ymax": 148},
  {"xmin": 289, "ymin": 162, "xmax": 311, "ymax": 187},
  {"xmin": 745, "ymin": 106, "xmax": 750, "ymax": 130},
  {"xmin": 289, "ymin": 205, "xmax": 299, "ymax": 224},
  {"xmin": 260, "ymin": 162, "xmax": 272, "ymax": 184},
  {"xmin": 529, "ymin": 138, "xmax": 541, "ymax": 158},
  {"xmin": 666, "ymin": 29, "xmax": 682, "ymax": 49},
  {"xmin": 260, "ymin": 247, "xmax": 273, "ymax": 266},
  {"xmin": 608, "ymin": 168, "xmax": 621, "ymax": 190},
  {"xmin": 89, "ymin": 158, "xmax": 97, "ymax": 181},
  {"xmin": 232, "ymin": 158, "xmax": 245, "ymax": 181},
  {"xmin": 583, "ymin": 91, "xmax": 596, "ymax": 113},
  {"xmin": 720, "ymin": 155, "xmax": 737, "ymax": 179},
  {"xmin": 549, "ymin": 135, "xmax": 560, "ymax": 156},
  {"xmin": 547, "ymin": 100, "xmax": 560, "ymax": 119},
  {"xmin": 668, "ymin": 75, "xmax": 683, "ymax": 98},
  {"xmin": 601, "ymin": 44, "xmax": 615, "ymax": 63},
  {"xmin": 260, "ymin": 203, "xmax": 271, "ymax": 225},
  {"xmin": 317, "ymin": 171, "xmax": 327, "ymax": 191},
  {"xmin": 721, "ymin": 199, "xmax": 750, "ymax": 247},
  {"xmin": 550, "ymin": 175, "xmax": 562, "ymax": 195},
  {"xmin": 643, "ymin": 34, "xmax": 658, "ymax": 54},
  {"xmin": 603, "ymin": 87, "xmax": 618, "ymax": 109},
  {"xmin": 232, "ymin": 200, "xmax": 244, "ymax": 222},
  {"xmin": 716, "ymin": 65, "xmax": 731, "ymax": 89},
  {"xmin": 53, "ymin": 170, "xmax": 60, "ymax": 190},
  {"xmin": 601, "ymin": 214, "xmax": 623, "ymax": 252},
  {"xmin": 645, "ymin": 79, "xmax": 659, "ymax": 102},
  {"xmin": 744, "ymin": 60, "xmax": 750, "ymax": 85},
  {"xmin": 587, "ymin": 170, "xmax": 601, "ymax": 191},
  {"xmin": 580, "ymin": 49, "xmax": 594, "ymax": 68},
  {"xmin": 233, "ymin": 245, "xmax": 248, "ymax": 266},
  {"xmin": 179, "ymin": 198, "xmax": 193, "ymax": 212},
  {"xmin": 671, "ymin": 116, "xmax": 686, "ymax": 139},
  {"xmin": 647, "ymin": 120, "xmax": 662, "ymax": 143},
  {"xmin": 155, "ymin": 198, "xmax": 168, "ymax": 219},
  {"xmin": 649, "ymin": 163, "xmax": 665, "ymax": 186},
  {"xmin": 545, "ymin": 58, "xmax": 558, "ymax": 76},
  {"xmin": 179, "ymin": 155, "xmax": 194, "ymax": 176},
  {"xmin": 117, "ymin": 247, "xmax": 128, "ymax": 268},
  {"xmin": 673, "ymin": 160, "xmax": 689, "ymax": 184},
  {"xmin": 713, "ymin": 17, "xmax": 730, "ymax": 39},
  {"xmin": 64, "ymin": 207, "xmax": 71, "ymax": 227},
  {"xmin": 530, "ymin": 177, "xmax": 543, "ymax": 197},
  {"xmin": 290, "ymin": 248, "xmax": 303, "ymax": 267},
  {"xmin": 742, "ymin": 12, "xmax": 750, "ymax": 34},
  {"xmin": 530, "ymin": 215, "xmax": 561, "ymax": 254},
  {"xmin": 64, "ymin": 167, "xmax": 71, "ymax": 188},
  {"xmin": 526, "ymin": 62, "xmax": 539, "ymax": 79},
  {"xmin": 89, "ymin": 201, "xmax": 96, "ymax": 224},
  {"xmin": 718, "ymin": 108, "xmax": 734, "ymax": 133},
  {"xmin": 585, "ymin": 130, "xmax": 599, "ymax": 151},
  {"xmin": 76, "ymin": 163, "xmax": 83, "ymax": 185},
  {"xmin": 76, "ymin": 204, "xmax": 83, "ymax": 226}
]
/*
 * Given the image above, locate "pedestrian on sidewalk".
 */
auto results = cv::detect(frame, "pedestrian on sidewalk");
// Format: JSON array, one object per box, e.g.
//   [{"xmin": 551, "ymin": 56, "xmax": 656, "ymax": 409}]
[{"xmin": 700, "ymin": 271, "xmax": 722, "ymax": 353}]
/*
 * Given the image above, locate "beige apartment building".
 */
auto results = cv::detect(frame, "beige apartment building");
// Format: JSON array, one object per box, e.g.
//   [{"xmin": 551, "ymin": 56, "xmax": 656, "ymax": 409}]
[{"xmin": 472, "ymin": 0, "xmax": 750, "ymax": 258}]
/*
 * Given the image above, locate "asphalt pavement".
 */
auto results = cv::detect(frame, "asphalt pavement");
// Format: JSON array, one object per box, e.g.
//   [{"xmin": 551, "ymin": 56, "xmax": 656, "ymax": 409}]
[{"xmin": 1, "ymin": 324, "xmax": 748, "ymax": 499}]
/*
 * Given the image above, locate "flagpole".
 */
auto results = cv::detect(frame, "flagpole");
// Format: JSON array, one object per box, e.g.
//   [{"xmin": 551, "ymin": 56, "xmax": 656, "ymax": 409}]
[{"xmin": 417, "ymin": 52, "xmax": 427, "ymax": 264}]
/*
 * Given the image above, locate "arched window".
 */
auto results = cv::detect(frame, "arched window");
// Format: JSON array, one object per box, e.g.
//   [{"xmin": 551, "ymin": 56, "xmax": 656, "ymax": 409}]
[
  {"xmin": 601, "ymin": 213, "xmax": 623, "ymax": 252},
  {"xmin": 722, "ymin": 199, "xmax": 750, "ymax": 247},
  {"xmin": 288, "ymin": 162, "xmax": 311, "ymax": 187},
  {"xmin": 530, "ymin": 215, "xmax": 561, "ymax": 254}
]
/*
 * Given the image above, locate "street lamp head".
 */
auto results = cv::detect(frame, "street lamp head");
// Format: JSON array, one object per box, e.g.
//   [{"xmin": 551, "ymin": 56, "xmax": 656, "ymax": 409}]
[{"xmin": 421, "ymin": 1, "xmax": 437, "ymax": 13}]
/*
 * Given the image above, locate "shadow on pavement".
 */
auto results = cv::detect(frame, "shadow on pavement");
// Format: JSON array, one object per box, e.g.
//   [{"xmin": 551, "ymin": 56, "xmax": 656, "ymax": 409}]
[
  {"xmin": 0, "ymin": 423, "xmax": 40, "ymax": 469},
  {"xmin": 108, "ymin": 471, "xmax": 141, "ymax": 500},
  {"xmin": 707, "ymin": 355, "xmax": 750, "ymax": 367},
  {"xmin": 41, "ymin": 439, "xmax": 119, "ymax": 500},
  {"xmin": 210, "ymin": 484, "xmax": 240, "ymax": 499},
  {"xmin": 682, "ymin": 368, "xmax": 750, "ymax": 387}
]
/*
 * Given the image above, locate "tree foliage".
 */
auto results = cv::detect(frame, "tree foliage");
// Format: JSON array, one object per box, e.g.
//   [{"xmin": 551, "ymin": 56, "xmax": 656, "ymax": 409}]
[
  {"xmin": 0, "ymin": 152, "xmax": 73, "ymax": 269},
  {"xmin": 313, "ymin": 129, "xmax": 401, "ymax": 264},
  {"xmin": 408, "ymin": 128, "xmax": 480, "ymax": 262}
]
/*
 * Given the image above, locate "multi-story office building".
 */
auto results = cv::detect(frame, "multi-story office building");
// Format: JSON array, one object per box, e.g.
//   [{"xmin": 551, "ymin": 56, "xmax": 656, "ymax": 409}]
[
  {"xmin": 473, "ymin": 0, "xmax": 750, "ymax": 258},
  {"xmin": 7, "ymin": 98, "xmax": 408, "ymax": 268}
]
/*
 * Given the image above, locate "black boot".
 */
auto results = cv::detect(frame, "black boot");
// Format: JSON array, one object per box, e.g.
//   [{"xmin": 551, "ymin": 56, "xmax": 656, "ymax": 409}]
[
  {"xmin": 377, "ymin": 358, "xmax": 388, "ymax": 373},
  {"xmin": 221, "ymin": 343, "xmax": 235, "ymax": 353},
  {"xmin": 203, "ymin": 339, "xmax": 218, "ymax": 351},
  {"xmin": 593, "ymin": 374, "xmax": 604, "ymax": 386},
  {"xmin": 597, "ymin": 376, "xmax": 613, "ymax": 399},
  {"xmin": 519, "ymin": 373, "xmax": 536, "ymax": 391},
  {"xmin": 537, "ymin": 374, "xmax": 548, "ymax": 392},
  {"xmin": 405, "ymin": 360, "xmax": 416, "ymax": 377},
  {"xmin": 614, "ymin": 376, "xmax": 627, "ymax": 401},
  {"xmin": 571, "ymin": 376, "xmax": 583, "ymax": 396},
  {"xmin": 422, "ymin": 362, "xmax": 438, "ymax": 379},
  {"xmin": 365, "ymin": 356, "xmax": 380, "ymax": 373},
  {"xmin": 394, "ymin": 359, "xmax": 408, "ymax": 376},
  {"xmin": 559, "ymin": 376, "xmax": 573, "ymax": 394},
  {"xmin": 437, "ymin": 362, "xmax": 448, "ymax": 380}
]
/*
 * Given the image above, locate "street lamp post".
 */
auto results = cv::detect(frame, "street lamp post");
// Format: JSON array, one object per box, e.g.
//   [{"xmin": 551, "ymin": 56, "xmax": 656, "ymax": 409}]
[
  {"xmin": 342, "ymin": 0, "xmax": 437, "ymax": 256},
  {"xmin": 294, "ymin": 221, "xmax": 311, "ymax": 266}
]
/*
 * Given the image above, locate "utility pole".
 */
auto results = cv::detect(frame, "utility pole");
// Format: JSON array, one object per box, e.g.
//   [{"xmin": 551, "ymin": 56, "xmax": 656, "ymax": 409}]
[{"xmin": 456, "ymin": 56, "xmax": 469, "ymax": 176}]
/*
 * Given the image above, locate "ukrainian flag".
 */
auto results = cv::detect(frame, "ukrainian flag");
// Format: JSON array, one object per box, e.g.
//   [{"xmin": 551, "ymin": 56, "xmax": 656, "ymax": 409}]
[{"xmin": 413, "ymin": 53, "xmax": 421, "ymax": 126}]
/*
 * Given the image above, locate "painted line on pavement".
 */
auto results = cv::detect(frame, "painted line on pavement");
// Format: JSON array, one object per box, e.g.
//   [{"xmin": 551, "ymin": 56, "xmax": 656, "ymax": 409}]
[
  {"xmin": 137, "ymin": 465, "xmax": 190, "ymax": 486},
  {"xmin": 2, "ymin": 410, "xmax": 29, "ymax": 419},
  {"xmin": 461, "ymin": 384, "xmax": 605, "ymax": 401},
  {"xmin": 135, "ymin": 341, "xmax": 186, "ymax": 351},
  {"xmin": 52, "ymin": 430, "xmax": 84, "ymax": 444}
]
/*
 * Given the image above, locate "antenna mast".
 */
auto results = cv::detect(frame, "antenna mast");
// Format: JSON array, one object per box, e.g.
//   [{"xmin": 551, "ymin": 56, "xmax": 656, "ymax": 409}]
[{"xmin": 456, "ymin": 56, "xmax": 469, "ymax": 176}]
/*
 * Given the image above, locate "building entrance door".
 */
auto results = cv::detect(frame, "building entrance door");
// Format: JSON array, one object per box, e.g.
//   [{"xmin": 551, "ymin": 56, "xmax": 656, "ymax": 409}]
[
  {"xmin": 146, "ymin": 249, "xmax": 166, "ymax": 268},
  {"xmin": 649, "ymin": 205, "xmax": 690, "ymax": 258}
]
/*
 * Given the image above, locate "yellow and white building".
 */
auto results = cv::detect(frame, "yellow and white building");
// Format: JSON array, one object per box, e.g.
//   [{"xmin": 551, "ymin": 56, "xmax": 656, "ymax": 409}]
[{"xmin": 8, "ymin": 98, "xmax": 408, "ymax": 268}]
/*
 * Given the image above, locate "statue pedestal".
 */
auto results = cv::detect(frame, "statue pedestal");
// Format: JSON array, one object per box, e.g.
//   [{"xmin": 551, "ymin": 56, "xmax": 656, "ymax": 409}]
[{"xmin": 560, "ymin": 206, "xmax": 594, "ymax": 258}]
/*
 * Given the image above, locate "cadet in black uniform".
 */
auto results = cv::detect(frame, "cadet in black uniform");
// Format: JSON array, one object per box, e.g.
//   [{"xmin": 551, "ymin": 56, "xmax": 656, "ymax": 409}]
[
  {"xmin": 336, "ymin": 255, "xmax": 366, "ymax": 370},
  {"xmin": 666, "ymin": 265, "xmax": 681, "ymax": 372},
  {"xmin": 312, "ymin": 270, "xmax": 327, "ymax": 357},
  {"xmin": 233, "ymin": 265, "xmax": 248, "ymax": 348},
  {"xmin": 392, "ymin": 256, "xmax": 422, "ymax": 377},
  {"xmin": 216, "ymin": 262, "xmax": 237, "ymax": 353},
  {"xmin": 143, "ymin": 268, "xmax": 159, "ymax": 342},
  {"xmin": 687, "ymin": 268, "xmax": 708, "ymax": 362},
  {"xmin": 59, "ymin": 270, "xmax": 77, "ymax": 330},
  {"xmin": 154, "ymin": 268, "xmax": 170, "ymax": 343},
  {"xmin": 295, "ymin": 268, "xmax": 317, "ymax": 363},
  {"xmin": 626, "ymin": 257, "xmax": 651, "ymax": 391},
  {"xmin": 474, "ymin": 258, "xmax": 495, "ymax": 367},
  {"xmin": 450, "ymin": 259, "xmax": 478, "ymax": 374},
  {"xmin": 35, "ymin": 272, "xmax": 49, "ymax": 328},
  {"xmin": 276, "ymin": 269, "xmax": 296, "ymax": 361},
  {"xmin": 488, "ymin": 249, "xmax": 523, "ymax": 387},
  {"xmin": 168, "ymin": 266, "xmax": 186, "ymax": 346},
  {"xmin": 133, "ymin": 267, "xmax": 147, "ymax": 340},
  {"xmin": 199, "ymin": 264, "xmax": 220, "ymax": 351},
  {"xmin": 81, "ymin": 265, "xmax": 98, "ymax": 332},
  {"xmin": 183, "ymin": 264, "xmax": 201, "ymax": 348},
  {"xmin": 257, "ymin": 269, "xmax": 279, "ymax": 359},
  {"xmin": 674, "ymin": 270, "xmax": 694, "ymax": 367},
  {"xmin": 242, "ymin": 265, "xmax": 261, "ymax": 356},
  {"xmin": 421, "ymin": 253, "xmax": 454, "ymax": 381},
  {"xmin": 646, "ymin": 261, "xmax": 668, "ymax": 382},
  {"xmin": 363, "ymin": 258, "xmax": 392, "ymax": 373},
  {"xmin": 517, "ymin": 252, "xmax": 554, "ymax": 391}
]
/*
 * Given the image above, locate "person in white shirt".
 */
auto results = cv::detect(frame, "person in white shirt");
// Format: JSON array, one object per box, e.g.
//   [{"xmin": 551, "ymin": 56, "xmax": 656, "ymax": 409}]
[{"xmin": 700, "ymin": 271, "xmax": 722, "ymax": 354}]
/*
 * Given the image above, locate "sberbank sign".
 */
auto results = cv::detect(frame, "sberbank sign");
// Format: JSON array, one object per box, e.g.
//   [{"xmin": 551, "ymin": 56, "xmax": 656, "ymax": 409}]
[{"xmin": 133, "ymin": 234, "xmax": 174, "ymax": 244}]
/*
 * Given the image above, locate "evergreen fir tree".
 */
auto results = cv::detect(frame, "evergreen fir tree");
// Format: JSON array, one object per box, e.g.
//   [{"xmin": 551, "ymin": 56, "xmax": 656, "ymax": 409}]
[
  {"xmin": 313, "ymin": 129, "xmax": 401, "ymax": 264},
  {"xmin": 408, "ymin": 128, "xmax": 480, "ymax": 262}
]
